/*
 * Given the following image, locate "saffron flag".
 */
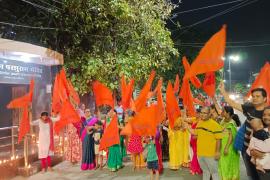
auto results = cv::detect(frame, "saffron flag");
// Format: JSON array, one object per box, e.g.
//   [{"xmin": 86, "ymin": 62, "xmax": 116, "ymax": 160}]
[
  {"xmin": 7, "ymin": 79, "xmax": 34, "ymax": 143},
  {"xmin": 166, "ymin": 82, "xmax": 181, "ymax": 129},
  {"xmin": 121, "ymin": 76, "xmax": 135, "ymax": 110},
  {"xmin": 7, "ymin": 79, "xmax": 34, "ymax": 108},
  {"xmin": 121, "ymin": 105, "xmax": 158, "ymax": 136},
  {"xmin": 202, "ymin": 72, "xmax": 216, "ymax": 97},
  {"xmin": 180, "ymin": 58, "xmax": 197, "ymax": 116},
  {"xmin": 184, "ymin": 25, "xmax": 226, "ymax": 79},
  {"xmin": 17, "ymin": 107, "xmax": 30, "ymax": 143},
  {"xmin": 99, "ymin": 115, "xmax": 120, "ymax": 151},
  {"xmin": 52, "ymin": 74, "xmax": 62, "ymax": 113},
  {"xmin": 120, "ymin": 121, "xmax": 133, "ymax": 136},
  {"xmin": 67, "ymin": 80, "xmax": 80, "ymax": 106},
  {"xmin": 93, "ymin": 81, "xmax": 114, "ymax": 108},
  {"xmin": 59, "ymin": 69, "xmax": 70, "ymax": 97},
  {"xmin": 179, "ymin": 80, "xmax": 196, "ymax": 117},
  {"xmin": 134, "ymin": 70, "xmax": 155, "ymax": 112},
  {"xmin": 173, "ymin": 74, "xmax": 180, "ymax": 94},
  {"xmin": 182, "ymin": 56, "xmax": 202, "ymax": 88},
  {"xmin": 246, "ymin": 62, "xmax": 270, "ymax": 104},
  {"xmin": 54, "ymin": 100, "xmax": 81, "ymax": 134},
  {"xmin": 156, "ymin": 79, "xmax": 165, "ymax": 123}
]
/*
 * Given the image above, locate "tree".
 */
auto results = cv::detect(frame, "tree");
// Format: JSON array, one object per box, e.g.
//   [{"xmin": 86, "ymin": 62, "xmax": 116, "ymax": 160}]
[{"xmin": 1, "ymin": 0, "xmax": 178, "ymax": 94}]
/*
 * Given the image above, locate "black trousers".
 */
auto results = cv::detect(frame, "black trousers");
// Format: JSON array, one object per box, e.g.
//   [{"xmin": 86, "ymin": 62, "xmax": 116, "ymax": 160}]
[{"xmin": 257, "ymin": 169, "xmax": 270, "ymax": 180}]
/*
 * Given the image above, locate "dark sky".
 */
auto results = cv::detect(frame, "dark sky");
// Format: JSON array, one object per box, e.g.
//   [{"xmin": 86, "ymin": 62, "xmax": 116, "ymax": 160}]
[{"xmin": 170, "ymin": 0, "xmax": 270, "ymax": 84}]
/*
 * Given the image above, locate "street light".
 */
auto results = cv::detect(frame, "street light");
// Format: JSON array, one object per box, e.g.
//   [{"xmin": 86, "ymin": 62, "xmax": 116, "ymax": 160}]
[{"xmin": 223, "ymin": 54, "xmax": 241, "ymax": 92}]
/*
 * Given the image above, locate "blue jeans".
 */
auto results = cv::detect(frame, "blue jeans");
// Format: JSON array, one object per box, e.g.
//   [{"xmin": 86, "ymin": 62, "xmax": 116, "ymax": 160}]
[{"xmin": 199, "ymin": 157, "xmax": 220, "ymax": 180}]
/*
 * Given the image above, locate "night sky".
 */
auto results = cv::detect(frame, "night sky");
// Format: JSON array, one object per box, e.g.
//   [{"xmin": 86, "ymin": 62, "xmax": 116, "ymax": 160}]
[{"xmin": 170, "ymin": 0, "xmax": 270, "ymax": 85}]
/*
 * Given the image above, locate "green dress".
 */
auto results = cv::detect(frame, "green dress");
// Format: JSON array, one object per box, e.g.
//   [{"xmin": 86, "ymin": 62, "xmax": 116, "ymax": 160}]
[
  {"xmin": 107, "ymin": 118, "xmax": 123, "ymax": 171},
  {"xmin": 118, "ymin": 118, "xmax": 127, "ymax": 159},
  {"xmin": 219, "ymin": 120, "xmax": 240, "ymax": 180}
]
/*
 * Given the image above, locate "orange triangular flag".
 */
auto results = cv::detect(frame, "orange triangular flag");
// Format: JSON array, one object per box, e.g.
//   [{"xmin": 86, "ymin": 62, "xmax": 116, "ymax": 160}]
[
  {"xmin": 134, "ymin": 70, "xmax": 156, "ymax": 112},
  {"xmin": 130, "ymin": 98, "xmax": 136, "ymax": 112},
  {"xmin": 67, "ymin": 80, "xmax": 80, "ymax": 105},
  {"xmin": 182, "ymin": 56, "xmax": 202, "ymax": 88},
  {"xmin": 202, "ymin": 72, "xmax": 216, "ymax": 97},
  {"xmin": 127, "ymin": 105, "xmax": 158, "ymax": 136},
  {"xmin": 184, "ymin": 25, "xmax": 226, "ymax": 79},
  {"xmin": 17, "ymin": 107, "xmax": 30, "ymax": 143},
  {"xmin": 246, "ymin": 62, "xmax": 270, "ymax": 104},
  {"xmin": 120, "ymin": 121, "xmax": 133, "ymax": 136},
  {"xmin": 93, "ymin": 81, "xmax": 114, "ymax": 108},
  {"xmin": 156, "ymin": 79, "xmax": 165, "ymax": 123},
  {"xmin": 99, "ymin": 115, "xmax": 120, "ymax": 151},
  {"xmin": 7, "ymin": 79, "xmax": 34, "ymax": 143},
  {"xmin": 7, "ymin": 79, "xmax": 34, "ymax": 108},
  {"xmin": 166, "ymin": 82, "xmax": 181, "ymax": 129},
  {"xmin": 179, "ymin": 80, "xmax": 196, "ymax": 117},
  {"xmin": 173, "ymin": 74, "xmax": 180, "ymax": 94},
  {"xmin": 54, "ymin": 100, "xmax": 81, "ymax": 134},
  {"xmin": 121, "ymin": 76, "xmax": 135, "ymax": 110},
  {"xmin": 59, "ymin": 68, "xmax": 70, "ymax": 97},
  {"xmin": 52, "ymin": 74, "xmax": 62, "ymax": 113}
]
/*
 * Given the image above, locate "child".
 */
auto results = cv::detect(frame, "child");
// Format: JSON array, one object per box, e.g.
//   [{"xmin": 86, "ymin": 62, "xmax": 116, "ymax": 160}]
[
  {"xmin": 127, "ymin": 111, "xmax": 144, "ymax": 171},
  {"xmin": 93, "ymin": 121, "xmax": 104, "ymax": 169},
  {"xmin": 144, "ymin": 136, "xmax": 159, "ymax": 180},
  {"xmin": 247, "ymin": 118, "xmax": 270, "ymax": 173},
  {"xmin": 32, "ymin": 112, "xmax": 59, "ymax": 173}
]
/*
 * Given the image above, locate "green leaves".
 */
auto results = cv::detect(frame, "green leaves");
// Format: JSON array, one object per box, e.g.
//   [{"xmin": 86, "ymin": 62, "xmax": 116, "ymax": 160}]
[{"xmin": 3, "ymin": 0, "xmax": 179, "ymax": 95}]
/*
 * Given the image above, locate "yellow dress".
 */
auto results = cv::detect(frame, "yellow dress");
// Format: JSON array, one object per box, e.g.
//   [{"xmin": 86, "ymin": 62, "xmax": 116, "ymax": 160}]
[
  {"xmin": 131, "ymin": 153, "xmax": 146, "ymax": 168},
  {"xmin": 168, "ymin": 118, "xmax": 182, "ymax": 169},
  {"xmin": 169, "ymin": 128, "xmax": 181, "ymax": 169},
  {"xmin": 179, "ymin": 129, "xmax": 190, "ymax": 165},
  {"xmin": 168, "ymin": 118, "xmax": 190, "ymax": 169}
]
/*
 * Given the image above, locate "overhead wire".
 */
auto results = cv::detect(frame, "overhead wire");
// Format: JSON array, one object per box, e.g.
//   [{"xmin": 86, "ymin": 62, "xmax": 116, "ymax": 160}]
[
  {"xmin": 34, "ymin": 0, "xmax": 61, "ymax": 10},
  {"xmin": 171, "ymin": 0, "xmax": 258, "ymax": 39},
  {"xmin": 172, "ymin": 0, "xmax": 245, "ymax": 16},
  {"xmin": 181, "ymin": 0, "xmax": 257, "ymax": 31},
  {"xmin": 0, "ymin": 21, "xmax": 57, "ymax": 30},
  {"xmin": 20, "ymin": 0, "xmax": 57, "ymax": 13}
]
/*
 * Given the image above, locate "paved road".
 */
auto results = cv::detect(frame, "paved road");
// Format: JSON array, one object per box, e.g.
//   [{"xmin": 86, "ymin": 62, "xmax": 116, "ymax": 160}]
[{"xmin": 13, "ymin": 159, "xmax": 249, "ymax": 180}]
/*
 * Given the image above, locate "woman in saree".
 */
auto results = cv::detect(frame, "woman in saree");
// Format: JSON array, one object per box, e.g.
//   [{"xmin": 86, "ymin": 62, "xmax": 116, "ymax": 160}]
[
  {"xmin": 168, "ymin": 117, "xmax": 182, "ymax": 170},
  {"xmin": 81, "ymin": 109, "xmax": 98, "ymax": 170},
  {"xmin": 65, "ymin": 108, "xmax": 86, "ymax": 164},
  {"xmin": 107, "ymin": 109, "xmax": 123, "ymax": 172},
  {"xmin": 219, "ymin": 106, "xmax": 241, "ymax": 180}
]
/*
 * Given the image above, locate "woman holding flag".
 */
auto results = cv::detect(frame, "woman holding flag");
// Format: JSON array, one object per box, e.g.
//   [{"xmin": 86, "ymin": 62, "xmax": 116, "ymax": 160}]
[
  {"xmin": 106, "ymin": 109, "xmax": 123, "ymax": 172},
  {"xmin": 80, "ymin": 109, "xmax": 97, "ymax": 170}
]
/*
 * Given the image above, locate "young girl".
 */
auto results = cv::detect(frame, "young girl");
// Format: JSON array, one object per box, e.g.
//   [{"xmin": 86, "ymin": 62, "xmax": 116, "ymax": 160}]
[
  {"xmin": 155, "ymin": 126, "xmax": 163, "ymax": 174},
  {"xmin": 145, "ymin": 136, "xmax": 159, "ymax": 180},
  {"xmin": 219, "ymin": 106, "xmax": 241, "ymax": 180},
  {"xmin": 32, "ymin": 112, "xmax": 59, "ymax": 173},
  {"xmin": 93, "ymin": 121, "xmax": 104, "ymax": 169},
  {"xmin": 127, "ymin": 111, "xmax": 144, "ymax": 171}
]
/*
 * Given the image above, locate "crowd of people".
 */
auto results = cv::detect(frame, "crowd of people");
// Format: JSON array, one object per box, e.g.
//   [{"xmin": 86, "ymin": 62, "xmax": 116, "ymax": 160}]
[{"xmin": 32, "ymin": 81, "xmax": 270, "ymax": 180}]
